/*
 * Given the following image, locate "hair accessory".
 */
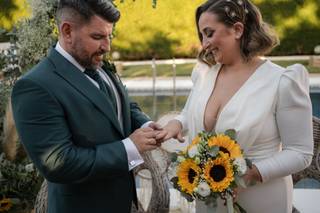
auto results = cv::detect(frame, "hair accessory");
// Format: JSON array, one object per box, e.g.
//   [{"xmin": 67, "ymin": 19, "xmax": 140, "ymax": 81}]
[{"xmin": 224, "ymin": 0, "xmax": 248, "ymax": 22}]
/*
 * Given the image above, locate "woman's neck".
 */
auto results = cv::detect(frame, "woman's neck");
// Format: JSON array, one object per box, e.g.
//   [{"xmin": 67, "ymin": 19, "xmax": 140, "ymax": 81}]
[{"xmin": 223, "ymin": 56, "xmax": 263, "ymax": 73}]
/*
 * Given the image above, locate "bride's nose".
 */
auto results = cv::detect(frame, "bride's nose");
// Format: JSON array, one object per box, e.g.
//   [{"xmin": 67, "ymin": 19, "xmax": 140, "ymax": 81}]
[{"xmin": 202, "ymin": 39, "xmax": 211, "ymax": 50}]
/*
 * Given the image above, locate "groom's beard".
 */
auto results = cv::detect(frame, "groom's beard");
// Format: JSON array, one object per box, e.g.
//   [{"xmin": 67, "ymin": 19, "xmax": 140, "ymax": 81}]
[{"xmin": 70, "ymin": 43, "xmax": 107, "ymax": 70}]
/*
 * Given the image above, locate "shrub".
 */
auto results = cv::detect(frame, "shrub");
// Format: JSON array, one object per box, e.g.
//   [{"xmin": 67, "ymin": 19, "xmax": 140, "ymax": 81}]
[{"xmin": 112, "ymin": 0, "xmax": 320, "ymax": 59}]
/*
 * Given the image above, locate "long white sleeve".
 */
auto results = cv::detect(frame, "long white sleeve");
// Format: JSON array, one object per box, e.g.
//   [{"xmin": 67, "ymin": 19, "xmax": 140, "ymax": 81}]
[{"xmin": 255, "ymin": 64, "xmax": 314, "ymax": 182}]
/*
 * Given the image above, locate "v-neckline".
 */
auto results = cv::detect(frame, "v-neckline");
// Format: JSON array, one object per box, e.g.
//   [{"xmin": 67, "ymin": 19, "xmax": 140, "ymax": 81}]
[{"xmin": 203, "ymin": 60, "xmax": 268, "ymax": 132}]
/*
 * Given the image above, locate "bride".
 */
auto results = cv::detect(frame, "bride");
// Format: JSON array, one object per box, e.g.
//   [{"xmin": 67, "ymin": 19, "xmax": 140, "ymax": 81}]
[{"xmin": 163, "ymin": 0, "xmax": 314, "ymax": 212}]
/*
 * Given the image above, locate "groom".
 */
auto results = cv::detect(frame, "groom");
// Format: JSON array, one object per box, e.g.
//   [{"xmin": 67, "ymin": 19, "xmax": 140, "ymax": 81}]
[{"xmin": 11, "ymin": 0, "xmax": 166, "ymax": 212}]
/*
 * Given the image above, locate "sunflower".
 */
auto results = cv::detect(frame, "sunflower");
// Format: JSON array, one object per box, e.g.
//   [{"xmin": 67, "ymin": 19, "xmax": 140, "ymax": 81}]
[
  {"xmin": 177, "ymin": 159, "xmax": 201, "ymax": 194},
  {"xmin": 208, "ymin": 134, "xmax": 242, "ymax": 158},
  {"xmin": 203, "ymin": 152, "xmax": 234, "ymax": 192},
  {"xmin": 0, "ymin": 198, "xmax": 13, "ymax": 212}
]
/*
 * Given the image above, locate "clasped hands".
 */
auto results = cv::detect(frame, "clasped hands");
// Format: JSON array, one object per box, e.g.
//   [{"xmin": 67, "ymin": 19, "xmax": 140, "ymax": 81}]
[
  {"xmin": 129, "ymin": 122, "xmax": 169, "ymax": 153},
  {"xmin": 129, "ymin": 120, "xmax": 187, "ymax": 154}
]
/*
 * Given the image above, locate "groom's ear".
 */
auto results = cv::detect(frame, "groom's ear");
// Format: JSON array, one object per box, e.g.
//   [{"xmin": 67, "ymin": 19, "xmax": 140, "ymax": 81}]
[{"xmin": 60, "ymin": 21, "xmax": 75, "ymax": 44}]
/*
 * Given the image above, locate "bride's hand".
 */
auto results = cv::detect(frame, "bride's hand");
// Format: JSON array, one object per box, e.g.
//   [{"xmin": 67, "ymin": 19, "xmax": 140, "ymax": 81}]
[
  {"xmin": 243, "ymin": 165, "xmax": 262, "ymax": 186},
  {"xmin": 163, "ymin": 120, "xmax": 184, "ymax": 142},
  {"xmin": 227, "ymin": 165, "xmax": 262, "ymax": 203}
]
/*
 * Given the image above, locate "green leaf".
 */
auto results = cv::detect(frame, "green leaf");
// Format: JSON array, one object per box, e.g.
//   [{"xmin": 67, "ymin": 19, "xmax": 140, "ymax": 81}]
[
  {"xmin": 208, "ymin": 146, "xmax": 219, "ymax": 157},
  {"xmin": 170, "ymin": 177, "xmax": 179, "ymax": 189},
  {"xmin": 235, "ymin": 202, "xmax": 247, "ymax": 213},
  {"xmin": 170, "ymin": 152, "xmax": 178, "ymax": 162},
  {"xmin": 225, "ymin": 129, "xmax": 236, "ymax": 140}
]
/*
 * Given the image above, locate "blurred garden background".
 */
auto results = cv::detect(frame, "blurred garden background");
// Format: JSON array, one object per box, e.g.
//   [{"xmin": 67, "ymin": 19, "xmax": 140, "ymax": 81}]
[
  {"xmin": 1, "ymin": 0, "xmax": 320, "ymax": 59},
  {"xmin": 0, "ymin": 0, "xmax": 320, "ymax": 212}
]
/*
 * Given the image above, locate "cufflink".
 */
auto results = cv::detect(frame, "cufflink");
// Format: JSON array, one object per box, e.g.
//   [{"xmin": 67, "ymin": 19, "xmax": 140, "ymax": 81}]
[{"xmin": 130, "ymin": 160, "xmax": 136, "ymax": 166}]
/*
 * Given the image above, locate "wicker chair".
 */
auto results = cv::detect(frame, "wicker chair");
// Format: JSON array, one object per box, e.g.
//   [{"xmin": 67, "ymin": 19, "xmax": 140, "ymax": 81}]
[
  {"xmin": 34, "ymin": 148, "xmax": 171, "ymax": 213},
  {"xmin": 292, "ymin": 116, "xmax": 320, "ymax": 184}
]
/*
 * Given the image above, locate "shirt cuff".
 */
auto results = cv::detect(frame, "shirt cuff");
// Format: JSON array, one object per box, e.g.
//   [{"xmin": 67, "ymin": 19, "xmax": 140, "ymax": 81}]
[
  {"xmin": 141, "ymin": 121, "xmax": 153, "ymax": 128},
  {"xmin": 122, "ymin": 138, "xmax": 144, "ymax": 171}
]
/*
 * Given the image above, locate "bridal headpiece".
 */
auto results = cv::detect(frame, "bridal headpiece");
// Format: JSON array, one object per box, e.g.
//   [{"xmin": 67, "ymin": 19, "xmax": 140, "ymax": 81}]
[{"xmin": 224, "ymin": 0, "xmax": 249, "ymax": 23}]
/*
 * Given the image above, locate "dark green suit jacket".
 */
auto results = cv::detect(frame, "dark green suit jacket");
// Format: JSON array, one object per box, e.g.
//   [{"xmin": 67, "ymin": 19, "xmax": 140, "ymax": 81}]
[{"xmin": 11, "ymin": 48, "xmax": 150, "ymax": 213}]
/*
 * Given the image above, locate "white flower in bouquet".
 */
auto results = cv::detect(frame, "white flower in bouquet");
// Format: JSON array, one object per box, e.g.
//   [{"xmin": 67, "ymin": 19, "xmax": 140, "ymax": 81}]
[
  {"xmin": 234, "ymin": 157, "xmax": 247, "ymax": 175},
  {"xmin": 177, "ymin": 156, "xmax": 186, "ymax": 162},
  {"xmin": 195, "ymin": 181, "xmax": 211, "ymax": 197},
  {"xmin": 25, "ymin": 163, "xmax": 34, "ymax": 172},
  {"xmin": 188, "ymin": 145, "xmax": 199, "ymax": 158}
]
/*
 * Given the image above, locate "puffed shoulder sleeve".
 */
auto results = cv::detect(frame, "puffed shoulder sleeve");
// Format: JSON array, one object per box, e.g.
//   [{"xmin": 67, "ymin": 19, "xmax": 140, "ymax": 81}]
[
  {"xmin": 255, "ymin": 64, "xmax": 314, "ymax": 182},
  {"xmin": 175, "ymin": 61, "xmax": 209, "ymax": 131}
]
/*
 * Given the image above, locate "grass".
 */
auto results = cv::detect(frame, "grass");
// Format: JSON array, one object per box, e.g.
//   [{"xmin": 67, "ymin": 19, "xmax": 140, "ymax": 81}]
[{"xmin": 119, "ymin": 59, "xmax": 320, "ymax": 78}]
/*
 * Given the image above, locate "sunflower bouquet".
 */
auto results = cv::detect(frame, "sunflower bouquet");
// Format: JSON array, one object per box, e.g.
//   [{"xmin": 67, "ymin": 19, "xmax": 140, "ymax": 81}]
[{"xmin": 169, "ymin": 129, "xmax": 250, "ymax": 213}]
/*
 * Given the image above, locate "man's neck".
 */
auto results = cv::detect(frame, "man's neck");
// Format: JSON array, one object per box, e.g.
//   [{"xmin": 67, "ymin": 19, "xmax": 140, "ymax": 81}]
[{"xmin": 55, "ymin": 41, "xmax": 86, "ymax": 72}]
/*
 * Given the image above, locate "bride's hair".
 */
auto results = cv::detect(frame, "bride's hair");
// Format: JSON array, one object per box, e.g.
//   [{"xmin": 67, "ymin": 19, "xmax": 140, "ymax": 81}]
[{"xmin": 196, "ymin": 0, "xmax": 279, "ymax": 65}]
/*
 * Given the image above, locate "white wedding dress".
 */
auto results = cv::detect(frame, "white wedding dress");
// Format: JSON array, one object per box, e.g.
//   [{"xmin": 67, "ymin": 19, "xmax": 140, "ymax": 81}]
[{"xmin": 175, "ymin": 60, "xmax": 314, "ymax": 213}]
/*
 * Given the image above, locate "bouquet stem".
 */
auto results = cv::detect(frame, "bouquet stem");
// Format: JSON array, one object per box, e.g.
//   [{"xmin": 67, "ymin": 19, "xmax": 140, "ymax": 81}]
[{"xmin": 226, "ymin": 193, "xmax": 234, "ymax": 213}]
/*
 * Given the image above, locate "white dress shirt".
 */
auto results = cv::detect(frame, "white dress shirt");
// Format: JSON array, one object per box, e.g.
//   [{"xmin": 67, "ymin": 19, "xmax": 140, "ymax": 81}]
[{"xmin": 55, "ymin": 42, "xmax": 148, "ymax": 170}]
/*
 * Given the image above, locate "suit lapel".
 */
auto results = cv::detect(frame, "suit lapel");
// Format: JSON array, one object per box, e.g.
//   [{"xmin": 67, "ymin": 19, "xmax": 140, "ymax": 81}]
[
  {"xmin": 47, "ymin": 48, "xmax": 124, "ymax": 137},
  {"xmin": 101, "ymin": 64, "xmax": 131, "ymax": 136}
]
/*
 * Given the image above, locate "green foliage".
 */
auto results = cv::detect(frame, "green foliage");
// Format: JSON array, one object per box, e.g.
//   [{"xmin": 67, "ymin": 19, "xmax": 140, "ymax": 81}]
[
  {"xmin": 0, "ymin": 0, "xmax": 30, "ymax": 33},
  {"xmin": 1, "ymin": 0, "xmax": 319, "ymax": 58},
  {"xmin": 16, "ymin": 0, "xmax": 58, "ymax": 71},
  {"xmin": 255, "ymin": 0, "xmax": 320, "ymax": 55},
  {"xmin": 0, "ymin": 83, "xmax": 11, "ymax": 154},
  {"xmin": 112, "ymin": 0, "xmax": 320, "ymax": 59},
  {"xmin": 0, "ymin": 4, "xmax": 41, "ymax": 210},
  {"xmin": 0, "ymin": 154, "xmax": 43, "ymax": 212},
  {"xmin": 0, "ymin": 31, "xmax": 21, "ymax": 152},
  {"xmin": 113, "ymin": 0, "xmax": 203, "ymax": 59}
]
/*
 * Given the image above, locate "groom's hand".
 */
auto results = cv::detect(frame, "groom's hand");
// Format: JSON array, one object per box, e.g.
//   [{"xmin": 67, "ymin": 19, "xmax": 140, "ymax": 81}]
[{"xmin": 129, "ymin": 127, "xmax": 158, "ymax": 153}]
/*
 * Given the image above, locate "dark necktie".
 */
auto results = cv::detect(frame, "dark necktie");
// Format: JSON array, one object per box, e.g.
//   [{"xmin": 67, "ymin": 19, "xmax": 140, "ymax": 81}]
[{"xmin": 84, "ymin": 68, "xmax": 117, "ymax": 113}]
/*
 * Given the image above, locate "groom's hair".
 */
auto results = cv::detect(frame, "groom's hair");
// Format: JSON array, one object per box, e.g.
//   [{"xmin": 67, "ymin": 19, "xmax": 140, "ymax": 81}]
[{"xmin": 56, "ymin": 0, "xmax": 120, "ymax": 27}]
